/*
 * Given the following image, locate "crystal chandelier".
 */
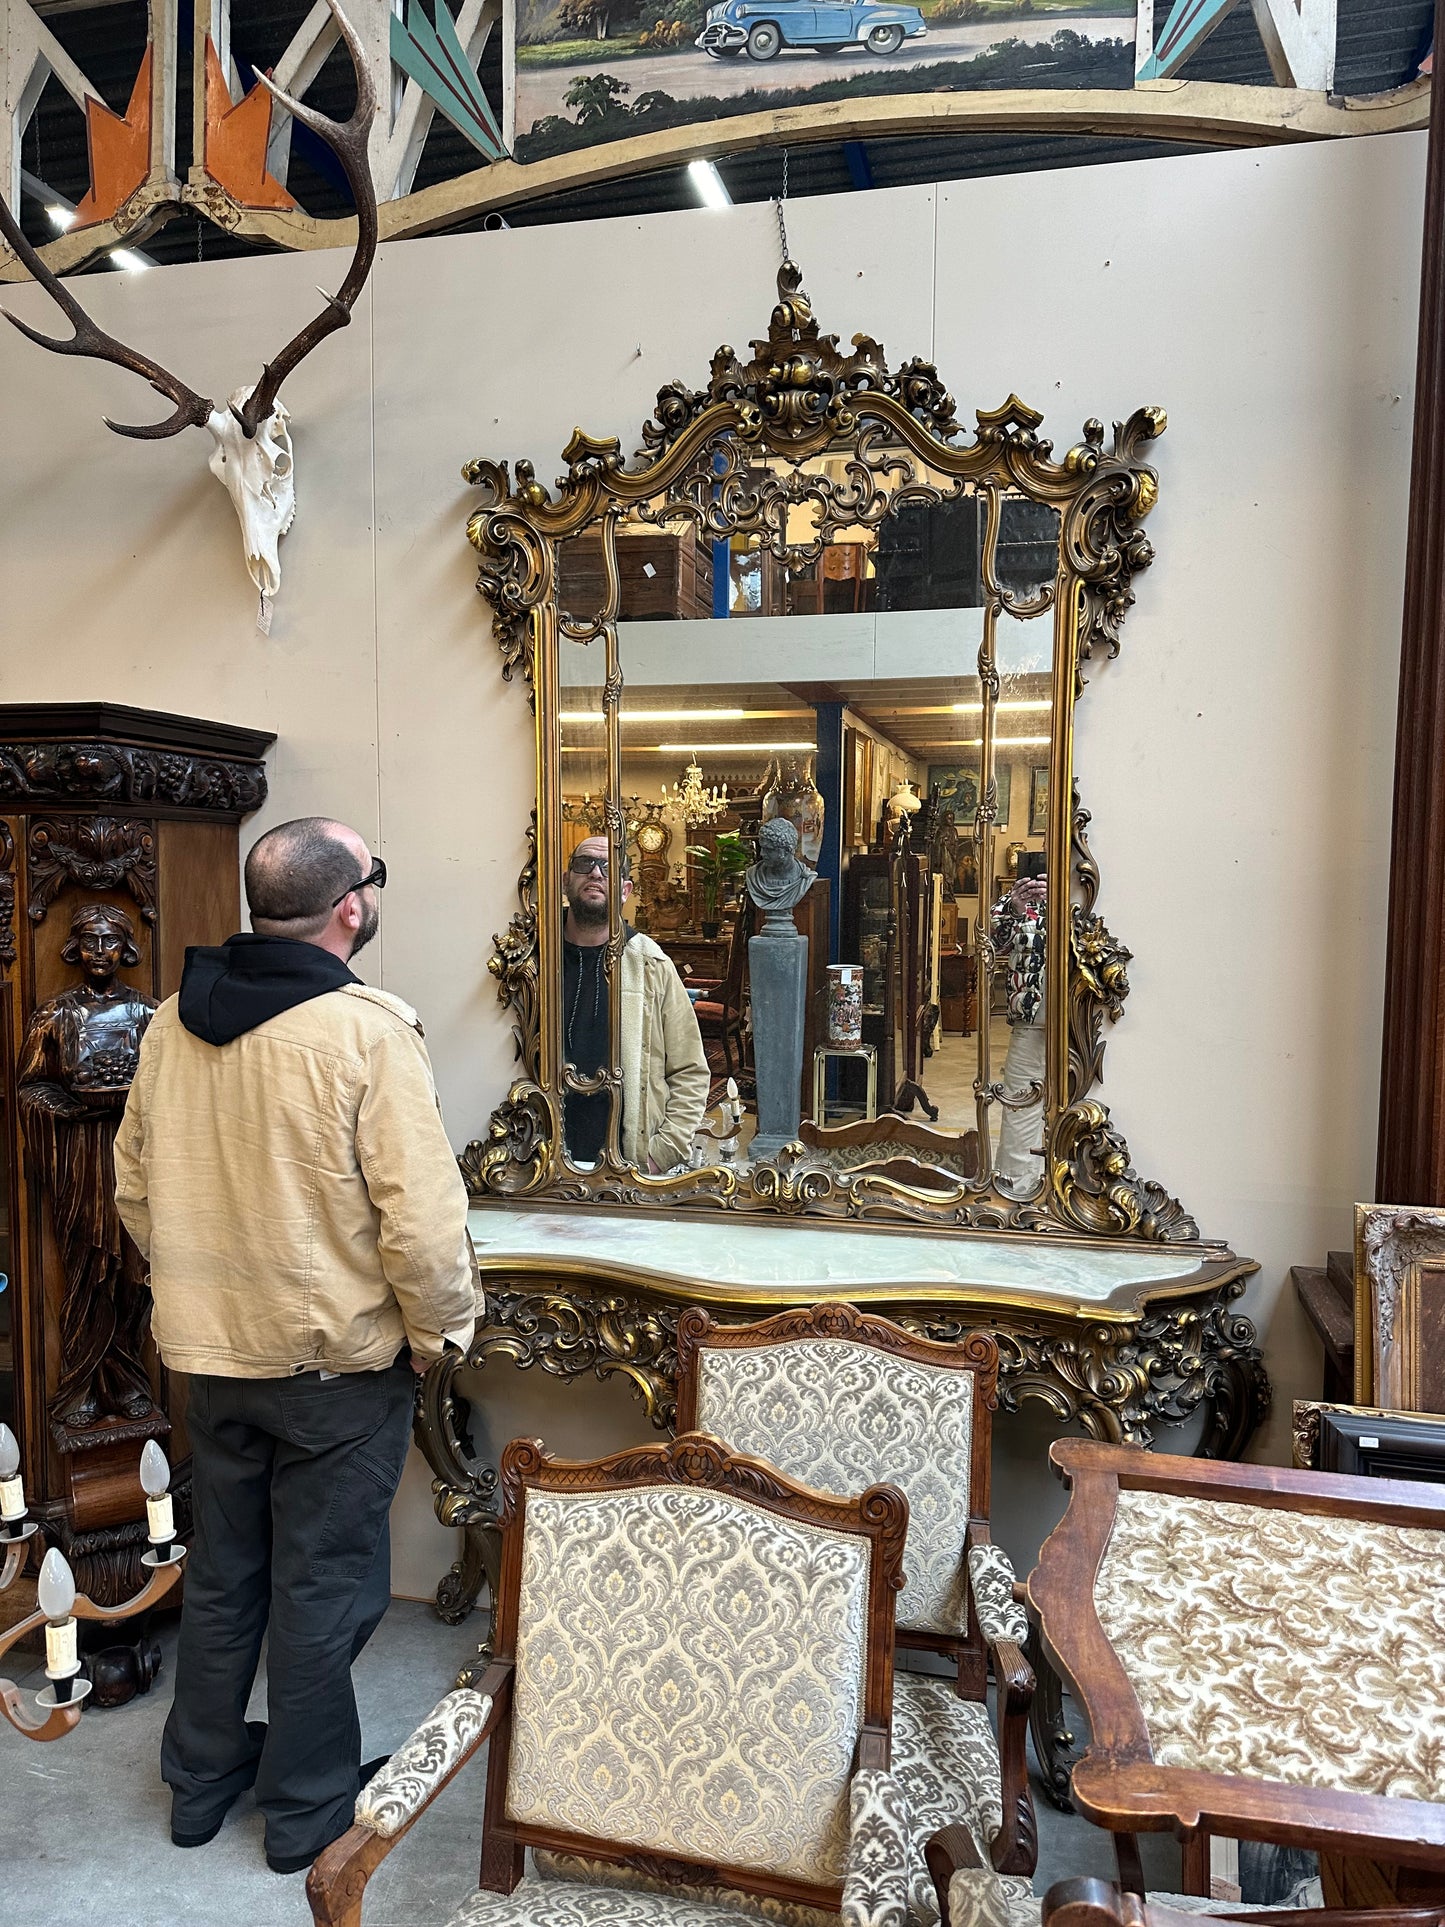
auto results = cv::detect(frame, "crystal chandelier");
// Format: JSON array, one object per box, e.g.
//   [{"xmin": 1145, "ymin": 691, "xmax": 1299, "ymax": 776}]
[{"xmin": 665, "ymin": 756, "xmax": 729, "ymax": 826}]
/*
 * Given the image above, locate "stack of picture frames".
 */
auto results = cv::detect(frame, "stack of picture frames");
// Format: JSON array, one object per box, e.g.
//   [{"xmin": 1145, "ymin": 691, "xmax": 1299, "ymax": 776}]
[{"xmin": 1293, "ymin": 1202, "xmax": 1445, "ymax": 1478}]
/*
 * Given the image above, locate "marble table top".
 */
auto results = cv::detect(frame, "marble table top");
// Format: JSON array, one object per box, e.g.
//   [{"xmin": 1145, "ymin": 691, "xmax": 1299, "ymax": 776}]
[{"xmin": 468, "ymin": 1202, "xmax": 1239, "ymax": 1317}]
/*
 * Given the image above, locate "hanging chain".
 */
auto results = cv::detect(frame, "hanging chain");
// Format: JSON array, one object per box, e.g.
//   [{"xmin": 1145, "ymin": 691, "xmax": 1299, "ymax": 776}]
[{"xmin": 773, "ymin": 146, "xmax": 792, "ymax": 270}]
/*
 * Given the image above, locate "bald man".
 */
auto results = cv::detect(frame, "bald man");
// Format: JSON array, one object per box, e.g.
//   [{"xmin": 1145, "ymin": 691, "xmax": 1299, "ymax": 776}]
[{"xmin": 114, "ymin": 816, "xmax": 476, "ymax": 1876}]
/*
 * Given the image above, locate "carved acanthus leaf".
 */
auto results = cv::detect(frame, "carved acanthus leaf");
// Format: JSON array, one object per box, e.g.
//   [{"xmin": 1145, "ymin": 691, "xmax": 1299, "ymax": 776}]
[
  {"xmin": 28, "ymin": 817, "xmax": 157, "ymax": 924},
  {"xmin": 1051, "ymin": 1100, "xmax": 1199, "ymax": 1243},
  {"xmin": 1069, "ymin": 905, "xmax": 1132, "ymax": 1102}
]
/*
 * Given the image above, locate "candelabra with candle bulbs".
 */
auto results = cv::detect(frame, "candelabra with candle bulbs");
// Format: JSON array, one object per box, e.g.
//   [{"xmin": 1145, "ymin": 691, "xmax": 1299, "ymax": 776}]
[{"xmin": 0, "ymin": 1426, "xmax": 185, "ymax": 1742}]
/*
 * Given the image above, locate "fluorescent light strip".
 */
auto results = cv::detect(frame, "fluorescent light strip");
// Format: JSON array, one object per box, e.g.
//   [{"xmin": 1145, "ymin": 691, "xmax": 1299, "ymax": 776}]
[
  {"xmin": 916, "ymin": 736, "xmax": 1052, "ymax": 749},
  {"xmin": 561, "ymin": 708, "xmax": 763, "ymax": 725},
  {"xmin": 688, "ymin": 159, "xmax": 732, "ymax": 210},
  {"xmin": 952, "ymin": 700, "xmax": 1051, "ymax": 713},
  {"xmin": 47, "ymin": 204, "xmax": 75, "ymax": 233}
]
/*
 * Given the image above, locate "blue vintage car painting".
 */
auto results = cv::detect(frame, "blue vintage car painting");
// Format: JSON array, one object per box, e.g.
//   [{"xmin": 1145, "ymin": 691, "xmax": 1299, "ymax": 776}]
[{"xmin": 696, "ymin": 0, "xmax": 927, "ymax": 60}]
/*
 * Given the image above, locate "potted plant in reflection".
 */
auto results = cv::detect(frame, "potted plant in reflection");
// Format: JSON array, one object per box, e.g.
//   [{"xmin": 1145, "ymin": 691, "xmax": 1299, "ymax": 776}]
[{"xmin": 687, "ymin": 833, "xmax": 750, "ymax": 941}]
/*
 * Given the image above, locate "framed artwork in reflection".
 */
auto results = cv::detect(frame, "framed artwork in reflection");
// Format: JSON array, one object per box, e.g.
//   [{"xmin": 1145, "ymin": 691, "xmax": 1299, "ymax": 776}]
[
  {"xmin": 931, "ymin": 763, "xmax": 1012, "ymax": 830},
  {"xmin": 1029, "ymin": 765, "xmax": 1049, "ymax": 838}
]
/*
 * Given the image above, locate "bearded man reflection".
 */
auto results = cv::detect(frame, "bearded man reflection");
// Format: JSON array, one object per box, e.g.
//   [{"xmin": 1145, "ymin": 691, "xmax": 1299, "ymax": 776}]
[{"xmin": 562, "ymin": 834, "xmax": 708, "ymax": 1173}]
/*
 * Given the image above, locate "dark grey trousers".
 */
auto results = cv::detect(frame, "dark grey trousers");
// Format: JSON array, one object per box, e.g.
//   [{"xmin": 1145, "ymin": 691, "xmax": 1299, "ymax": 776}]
[{"xmin": 162, "ymin": 1362, "xmax": 414, "ymax": 1861}]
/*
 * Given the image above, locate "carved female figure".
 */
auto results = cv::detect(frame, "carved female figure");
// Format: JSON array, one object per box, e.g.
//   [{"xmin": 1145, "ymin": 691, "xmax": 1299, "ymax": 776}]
[{"xmin": 18, "ymin": 903, "xmax": 157, "ymax": 1429}]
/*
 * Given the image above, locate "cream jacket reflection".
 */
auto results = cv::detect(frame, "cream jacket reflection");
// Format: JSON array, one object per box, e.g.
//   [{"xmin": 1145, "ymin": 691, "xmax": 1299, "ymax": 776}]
[
  {"xmin": 113, "ymin": 984, "xmax": 478, "ymax": 1377},
  {"xmin": 619, "ymin": 934, "xmax": 709, "ymax": 1171}
]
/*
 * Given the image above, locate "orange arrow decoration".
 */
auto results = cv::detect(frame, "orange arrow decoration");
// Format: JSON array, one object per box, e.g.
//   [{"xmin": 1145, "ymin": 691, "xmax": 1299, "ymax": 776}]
[
  {"xmin": 203, "ymin": 38, "xmax": 297, "ymax": 210},
  {"xmin": 74, "ymin": 47, "xmax": 152, "ymax": 229}
]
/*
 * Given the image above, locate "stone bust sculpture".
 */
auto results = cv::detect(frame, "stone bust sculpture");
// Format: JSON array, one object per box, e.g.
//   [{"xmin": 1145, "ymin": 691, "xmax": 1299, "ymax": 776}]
[
  {"xmin": 745, "ymin": 817, "xmax": 816, "ymax": 933},
  {"xmin": 17, "ymin": 902, "xmax": 158, "ymax": 1430}
]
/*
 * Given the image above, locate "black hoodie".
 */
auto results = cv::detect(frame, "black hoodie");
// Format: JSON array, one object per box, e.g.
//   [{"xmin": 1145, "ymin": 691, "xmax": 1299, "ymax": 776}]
[{"xmin": 178, "ymin": 933, "xmax": 361, "ymax": 1046}]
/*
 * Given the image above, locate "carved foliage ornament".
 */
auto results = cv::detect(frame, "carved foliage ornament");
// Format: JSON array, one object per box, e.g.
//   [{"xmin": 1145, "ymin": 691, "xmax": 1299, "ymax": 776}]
[
  {"xmin": 0, "ymin": 740, "xmax": 266, "ymax": 815},
  {"xmin": 462, "ymin": 265, "xmax": 1195, "ymax": 1244},
  {"xmin": 0, "ymin": 822, "xmax": 14, "ymax": 969},
  {"xmin": 28, "ymin": 817, "xmax": 158, "ymax": 925}
]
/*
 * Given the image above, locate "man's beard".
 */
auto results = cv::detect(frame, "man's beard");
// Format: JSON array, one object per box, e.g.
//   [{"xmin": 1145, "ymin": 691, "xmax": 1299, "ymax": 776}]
[
  {"xmin": 349, "ymin": 898, "xmax": 380, "ymax": 958},
  {"xmin": 566, "ymin": 889, "xmax": 609, "ymax": 930}
]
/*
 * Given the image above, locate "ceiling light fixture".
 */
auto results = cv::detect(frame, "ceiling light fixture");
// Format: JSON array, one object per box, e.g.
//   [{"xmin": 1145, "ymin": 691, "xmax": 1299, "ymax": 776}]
[
  {"xmin": 111, "ymin": 249, "xmax": 151, "ymax": 273},
  {"xmin": 687, "ymin": 159, "xmax": 732, "ymax": 210},
  {"xmin": 46, "ymin": 204, "xmax": 75, "ymax": 233}
]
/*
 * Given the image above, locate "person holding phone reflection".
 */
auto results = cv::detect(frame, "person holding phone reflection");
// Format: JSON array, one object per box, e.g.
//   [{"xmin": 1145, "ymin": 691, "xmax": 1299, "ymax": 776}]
[{"xmin": 562, "ymin": 834, "xmax": 708, "ymax": 1174}]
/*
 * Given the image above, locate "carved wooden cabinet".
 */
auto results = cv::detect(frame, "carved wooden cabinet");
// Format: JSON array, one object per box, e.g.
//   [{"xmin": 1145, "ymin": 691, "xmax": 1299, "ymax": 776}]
[{"xmin": 0, "ymin": 704, "xmax": 272, "ymax": 1601}]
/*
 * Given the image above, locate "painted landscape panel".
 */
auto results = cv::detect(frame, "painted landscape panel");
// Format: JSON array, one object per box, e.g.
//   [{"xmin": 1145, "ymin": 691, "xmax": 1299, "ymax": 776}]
[{"xmin": 513, "ymin": 0, "xmax": 1137, "ymax": 161}]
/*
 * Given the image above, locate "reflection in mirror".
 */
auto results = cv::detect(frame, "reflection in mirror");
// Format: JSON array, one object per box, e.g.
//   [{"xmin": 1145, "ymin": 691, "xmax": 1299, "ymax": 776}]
[
  {"xmin": 557, "ymin": 530, "xmax": 618, "ymax": 1173},
  {"xmin": 550, "ymin": 460, "xmax": 1064, "ymax": 1190}
]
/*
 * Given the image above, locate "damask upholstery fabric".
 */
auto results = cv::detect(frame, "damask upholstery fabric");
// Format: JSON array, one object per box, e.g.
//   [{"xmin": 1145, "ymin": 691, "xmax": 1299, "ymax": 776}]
[
  {"xmin": 447, "ymin": 1879, "xmax": 840, "ymax": 1927},
  {"xmin": 842, "ymin": 1769, "xmax": 912, "ymax": 1927},
  {"xmin": 944, "ymin": 1870, "xmax": 1037, "ymax": 1927},
  {"xmin": 1094, "ymin": 1489, "xmax": 1445, "ymax": 1801},
  {"xmin": 532, "ymin": 1853, "xmax": 839, "ymax": 1927},
  {"xmin": 890, "ymin": 1674, "xmax": 1002, "ymax": 1926},
  {"xmin": 964, "ymin": 1547, "xmax": 1027, "ymax": 1647},
  {"xmin": 355, "ymin": 1689, "xmax": 494, "ymax": 1839},
  {"xmin": 694, "ymin": 1339, "xmax": 975, "ymax": 1635},
  {"xmin": 506, "ymin": 1484, "xmax": 871, "ymax": 1884}
]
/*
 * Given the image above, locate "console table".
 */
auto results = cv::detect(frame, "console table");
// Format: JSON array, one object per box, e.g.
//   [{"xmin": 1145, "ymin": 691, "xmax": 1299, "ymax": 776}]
[{"xmin": 417, "ymin": 1201, "xmax": 1266, "ymax": 1620}]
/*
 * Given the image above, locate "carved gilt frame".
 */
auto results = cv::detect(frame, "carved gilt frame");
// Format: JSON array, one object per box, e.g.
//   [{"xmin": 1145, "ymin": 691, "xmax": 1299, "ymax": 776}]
[{"xmin": 461, "ymin": 263, "xmax": 1194, "ymax": 1243}]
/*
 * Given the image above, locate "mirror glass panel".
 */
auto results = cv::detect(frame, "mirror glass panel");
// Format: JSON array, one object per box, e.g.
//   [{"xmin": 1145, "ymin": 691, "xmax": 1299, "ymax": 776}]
[{"xmin": 554, "ymin": 450, "xmax": 1062, "ymax": 1188}]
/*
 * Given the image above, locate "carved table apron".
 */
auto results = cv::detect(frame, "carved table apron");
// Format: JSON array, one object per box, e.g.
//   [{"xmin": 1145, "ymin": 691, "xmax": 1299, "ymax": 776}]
[{"xmin": 415, "ymin": 1202, "xmax": 1269, "ymax": 1800}]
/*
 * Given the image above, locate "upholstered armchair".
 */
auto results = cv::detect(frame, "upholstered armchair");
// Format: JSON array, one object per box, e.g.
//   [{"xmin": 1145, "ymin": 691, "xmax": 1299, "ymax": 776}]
[
  {"xmin": 674, "ymin": 1302, "xmax": 1036, "ymax": 1927},
  {"xmin": 307, "ymin": 1431, "xmax": 913, "ymax": 1927}
]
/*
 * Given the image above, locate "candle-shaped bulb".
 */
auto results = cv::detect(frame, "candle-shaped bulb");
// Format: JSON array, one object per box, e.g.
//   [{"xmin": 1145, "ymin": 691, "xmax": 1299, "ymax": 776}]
[
  {"xmin": 0, "ymin": 1424, "xmax": 18, "ymax": 1481},
  {"xmin": 37, "ymin": 1547, "xmax": 76, "ymax": 1622},
  {"xmin": 139, "ymin": 1440, "xmax": 170, "ymax": 1499}
]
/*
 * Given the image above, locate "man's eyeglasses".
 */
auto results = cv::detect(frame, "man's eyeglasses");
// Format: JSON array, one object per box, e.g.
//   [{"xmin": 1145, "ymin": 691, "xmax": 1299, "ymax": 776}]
[
  {"xmin": 332, "ymin": 859, "xmax": 388, "ymax": 909},
  {"xmin": 569, "ymin": 856, "xmax": 612, "ymax": 877}
]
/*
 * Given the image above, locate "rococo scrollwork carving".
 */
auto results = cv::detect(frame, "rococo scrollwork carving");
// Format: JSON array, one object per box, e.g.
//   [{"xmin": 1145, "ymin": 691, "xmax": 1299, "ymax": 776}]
[
  {"xmin": 414, "ymin": 1277, "xmax": 1268, "ymax": 1628},
  {"xmin": 1050, "ymin": 1100, "xmax": 1199, "ymax": 1244},
  {"xmin": 461, "ymin": 262, "xmax": 1196, "ymax": 1244},
  {"xmin": 488, "ymin": 814, "xmax": 540, "ymax": 1083}
]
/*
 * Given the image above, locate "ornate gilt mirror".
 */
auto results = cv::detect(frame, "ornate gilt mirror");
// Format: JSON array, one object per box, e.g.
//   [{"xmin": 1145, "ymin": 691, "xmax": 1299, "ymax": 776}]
[{"xmin": 461, "ymin": 263, "xmax": 1192, "ymax": 1243}]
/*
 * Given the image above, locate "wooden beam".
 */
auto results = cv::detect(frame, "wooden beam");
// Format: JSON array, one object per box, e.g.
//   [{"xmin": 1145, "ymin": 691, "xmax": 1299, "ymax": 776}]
[
  {"xmin": 1377, "ymin": 0, "xmax": 1445, "ymax": 1207},
  {"xmin": 0, "ymin": 73, "xmax": 1431, "ymax": 276}
]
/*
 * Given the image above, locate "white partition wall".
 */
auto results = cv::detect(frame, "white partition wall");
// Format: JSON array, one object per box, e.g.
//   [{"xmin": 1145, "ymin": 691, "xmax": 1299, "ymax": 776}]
[{"xmin": 0, "ymin": 133, "xmax": 1422, "ymax": 1590}]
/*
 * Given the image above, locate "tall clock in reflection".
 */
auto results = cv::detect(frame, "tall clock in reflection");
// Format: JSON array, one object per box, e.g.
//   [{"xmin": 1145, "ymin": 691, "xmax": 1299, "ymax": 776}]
[{"xmin": 636, "ymin": 818, "xmax": 671, "ymax": 860}]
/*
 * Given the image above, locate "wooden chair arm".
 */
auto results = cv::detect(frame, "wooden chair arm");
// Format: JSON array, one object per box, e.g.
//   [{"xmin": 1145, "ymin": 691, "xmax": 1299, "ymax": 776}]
[
  {"xmin": 988, "ymin": 1637, "xmax": 1037, "ymax": 1878},
  {"xmin": 927, "ymin": 1823, "xmax": 986, "ymax": 1927},
  {"xmin": 306, "ymin": 1664, "xmax": 512, "ymax": 1927}
]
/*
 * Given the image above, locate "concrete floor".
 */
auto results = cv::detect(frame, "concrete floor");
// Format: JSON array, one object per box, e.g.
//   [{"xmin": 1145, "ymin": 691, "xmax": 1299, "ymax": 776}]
[{"xmin": 2, "ymin": 1604, "xmax": 1179, "ymax": 1927}]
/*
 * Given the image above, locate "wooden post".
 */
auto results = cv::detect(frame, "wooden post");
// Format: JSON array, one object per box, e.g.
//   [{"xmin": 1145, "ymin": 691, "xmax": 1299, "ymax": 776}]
[{"xmin": 1378, "ymin": 0, "xmax": 1445, "ymax": 1206}]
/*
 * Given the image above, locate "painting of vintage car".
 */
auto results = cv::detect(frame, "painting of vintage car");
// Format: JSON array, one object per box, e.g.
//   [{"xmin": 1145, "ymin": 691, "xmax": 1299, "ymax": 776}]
[{"xmin": 696, "ymin": 0, "xmax": 927, "ymax": 60}]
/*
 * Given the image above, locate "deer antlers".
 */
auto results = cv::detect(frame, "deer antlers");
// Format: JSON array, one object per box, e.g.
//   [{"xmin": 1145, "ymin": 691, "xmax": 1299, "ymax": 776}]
[{"xmin": 0, "ymin": 0, "xmax": 378, "ymax": 443}]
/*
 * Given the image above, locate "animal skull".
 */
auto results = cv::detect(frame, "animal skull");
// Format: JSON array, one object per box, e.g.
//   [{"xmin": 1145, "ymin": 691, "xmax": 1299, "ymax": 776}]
[{"xmin": 206, "ymin": 386, "xmax": 296, "ymax": 607}]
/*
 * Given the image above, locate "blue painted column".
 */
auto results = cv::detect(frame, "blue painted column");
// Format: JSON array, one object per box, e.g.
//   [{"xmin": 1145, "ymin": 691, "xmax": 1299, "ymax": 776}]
[{"xmin": 814, "ymin": 701, "xmax": 844, "ymax": 964}]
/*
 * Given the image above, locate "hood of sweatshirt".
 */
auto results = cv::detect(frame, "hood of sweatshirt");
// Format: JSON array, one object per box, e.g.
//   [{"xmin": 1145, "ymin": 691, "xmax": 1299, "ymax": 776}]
[{"xmin": 178, "ymin": 933, "xmax": 361, "ymax": 1046}]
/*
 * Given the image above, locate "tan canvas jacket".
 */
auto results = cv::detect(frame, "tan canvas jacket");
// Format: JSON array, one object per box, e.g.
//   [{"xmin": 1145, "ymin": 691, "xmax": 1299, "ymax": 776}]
[
  {"xmin": 114, "ymin": 983, "xmax": 477, "ymax": 1378},
  {"xmin": 618, "ymin": 934, "xmax": 710, "ymax": 1171}
]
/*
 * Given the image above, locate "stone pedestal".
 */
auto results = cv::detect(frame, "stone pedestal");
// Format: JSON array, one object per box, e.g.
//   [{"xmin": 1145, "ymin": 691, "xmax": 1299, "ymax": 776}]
[{"xmin": 749, "ymin": 925, "xmax": 808, "ymax": 1162}]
